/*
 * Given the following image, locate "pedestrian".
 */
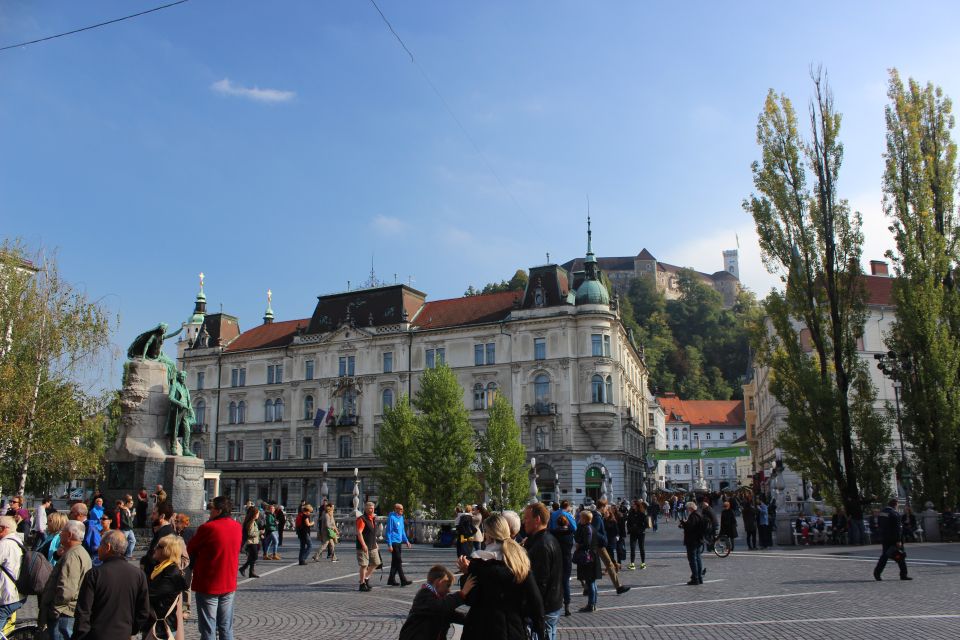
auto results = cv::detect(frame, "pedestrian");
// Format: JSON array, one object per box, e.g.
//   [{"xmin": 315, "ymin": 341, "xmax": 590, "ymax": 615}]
[
  {"xmin": 115, "ymin": 496, "xmax": 137, "ymax": 560},
  {"xmin": 153, "ymin": 484, "xmax": 168, "ymax": 507},
  {"xmin": 262, "ymin": 504, "xmax": 280, "ymax": 560},
  {"xmin": 626, "ymin": 500, "xmax": 648, "ymax": 570},
  {"xmin": 5, "ymin": 497, "xmax": 30, "ymax": 535},
  {"xmin": 551, "ymin": 505, "xmax": 574, "ymax": 617},
  {"xmin": 757, "ymin": 500, "xmax": 770, "ymax": 549},
  {"xmin": 172, "ymin": 513, "xmax": 194, "ymax": 621},
  {"xmin": 398, "ymin": 565, "xmax": 473, "ymax": 640},
  {"xmin": 72, "ymin": 529, "xmax": 151, "ymax": 639},
  {"xmin": 573, "ymin": 510, "xmax": 600, "ymax": 612},
  {"xmin": 522, "ymin": 502, "xmax": 563, "ymax": 639},
  {"xmin": 315, "ymin": 504, "xmax": 339, "ymax": 562},
  {"xmin": 146, "ymin": 534, "xmax": 189, "ymax": 640},
  {"xmin": 142, "ymin": 501, "xmax": 175, "ymax": 576},
  {"xmin": 680, "ymin": 501, "xmax": 705, "ymax": 585},
  {"xmin": 31, "ymin": 496, "xmax": 51, "ymax": 550},
  {"xmin": 356, "ymin": 502, "xmax": 380, "ymax": 591},
  {"xmin": 136, "ymin": 488, "xmax": 150, "ymax": 529},
  {"xmin": 275, "ymin": 505, "xmax": 286, "ymax": 548},
  {"xmin": 37, "ymin": 512, "xmax": 68, "ymax": 566},
  {"xmin": 187, "ymin": 496, "xmax": 242, "ymax": 640},
  {"xmin": 742, "ymin": 500, "xmax": 757, "ymax": 550},
  {"xmin": 0, "ymin": 515, "xmax": 27, "ymax": 631},
  {"xmin": 37, "ymin": 520, "xmax": 90, "ymax": 640},
  {"xmin": 873, "ymin": 498, "xmax": 911, "ymax": 581},
  {"xmin": 593, "ymin": 500, "xmax": 630, "ymax": 594},
  {"xmin": 549, "ymin": 500, "xmax": 577, "ymax": 533},
  {"xmin": 720, "ymin": 501, "xmax": 738, "ymax": 551},
  {"xmin": 456, "ymin": 513, "xmax": 545, "ymax": 638},
  {"xmin": 386, "ymin": 504, "xmax": 413, "ymax": 586},
  {"xmin": 455, "ymin": 505, "xmax": 477, "ymax": 559},
  {"xmin": 239, "ymin": 506, "xmax": 261, "ymax": 579},
  {"xmin": 648, "ymin": 499, "xmax": 660, "ymax": 532},
  {"xmin": 295, "ymin": 504, "xmax": 315, "ymax": 566}
]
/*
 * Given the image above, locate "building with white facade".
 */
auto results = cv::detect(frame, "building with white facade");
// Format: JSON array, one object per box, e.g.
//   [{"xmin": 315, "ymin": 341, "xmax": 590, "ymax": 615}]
[
  {"xmin": 178, "ymin": 226, "xmax": 652, "ymax": 509},
  {"xmin": 657, "ymin": 394, "xmax": 746, "ymax": 492}
]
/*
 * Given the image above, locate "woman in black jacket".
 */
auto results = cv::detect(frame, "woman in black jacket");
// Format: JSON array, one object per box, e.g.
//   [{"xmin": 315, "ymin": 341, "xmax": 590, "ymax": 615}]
[
  {"xmin": 574, "ymin": 510, "xmax": 602, "ymax": 612},
  {"xmin": 552, "ymin": 509, "xmax": 575, "ymax": 616},
  {"xmin": 459, "ymin": 514, "xmax": 544, "ymax": 640},
  {"xmin": 147, "ymin": 534, "xmax": 188, "ymax": 639},
  {"xmin": 719, "ymin": 501, "xmax": 739, "ymax": 551}
]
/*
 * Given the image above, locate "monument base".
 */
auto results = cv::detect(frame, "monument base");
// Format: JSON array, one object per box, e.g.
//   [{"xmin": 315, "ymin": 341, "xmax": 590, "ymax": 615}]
[{"xmin": 104, "ymin": 455, "xmax": 207, "ymax": 522}]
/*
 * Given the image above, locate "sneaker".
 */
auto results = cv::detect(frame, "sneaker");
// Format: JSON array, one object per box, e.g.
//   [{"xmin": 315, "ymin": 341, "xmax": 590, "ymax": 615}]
[
  {"xmin": 359, "ymin": 583, "xmax": 370, "ymax": 592},
  {"xmin": 578, "ymin": 604, "xmax": 596, "ymax": 613},
  {"xmin": 900, "ymin": 576, "xmax": 912, "ymax": 581},
  {"xmin": 616, "ymin": 586, "xmax": 631, "ymax": 595},
  {"xmin": 331, "ymin": 558, "xmax": 339, "ymax": 562},
  {"xmin": 639, "ymin": 563, "xmax": 646, "ymax": 569},
  {"xmin": 628, "ymin": 563, "xmax": 636, "ymax": 570}
]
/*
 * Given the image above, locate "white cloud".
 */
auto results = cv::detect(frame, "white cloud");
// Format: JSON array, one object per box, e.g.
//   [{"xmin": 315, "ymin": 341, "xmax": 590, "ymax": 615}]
[
  {"xmin": 371, "ymin": 214, "xmax": 406, "ymax": 235},
  {"xmin": 210, "ymin": 78, "xmax": 295, "ymax": 104}
]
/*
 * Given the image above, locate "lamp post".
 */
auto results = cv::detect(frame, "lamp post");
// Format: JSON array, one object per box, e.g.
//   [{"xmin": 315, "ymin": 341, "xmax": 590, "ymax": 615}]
[
  {"xmin": 352, "ymin": 467, "xmax": 360, "ymax": 516},
  {"xmin": 320, "ymin": 462, "xmax": 329, "ymax": 509},
  {"xmin": 529, "ymin": 457, "xmax": 539, "ymax": 504},
  {"xmin": 555, "ymin": 472, "xmax": 560, "ymax": 503},
  {"xmin": 875, "ymin": 351, "xmax": 913, "ymax": 510}
]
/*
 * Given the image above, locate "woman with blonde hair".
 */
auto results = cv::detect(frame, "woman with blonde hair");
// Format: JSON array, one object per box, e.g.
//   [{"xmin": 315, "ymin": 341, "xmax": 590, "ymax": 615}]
[
  {"xmin": 459, "ymin": 513, "xmax": 544, "ymax": 639},
  {"xmin": 38, "ymin": 511, "xmax": 68, "ymax": 564},
  {"xmin": 147, "ymin": 534, "xmax": 188, "ymax": 640}
]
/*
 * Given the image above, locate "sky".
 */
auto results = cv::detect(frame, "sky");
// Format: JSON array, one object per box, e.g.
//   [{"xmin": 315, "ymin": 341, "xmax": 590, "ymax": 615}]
[{"xmin": 3, "ymin": 1, "xmax": 960, "ymax": 392}]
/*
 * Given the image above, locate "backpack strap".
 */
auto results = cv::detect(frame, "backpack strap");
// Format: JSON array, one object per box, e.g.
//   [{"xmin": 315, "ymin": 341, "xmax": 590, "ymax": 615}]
[{"xmin": 0, "ymin": 537, "xmax": 24, "ymax": 585}]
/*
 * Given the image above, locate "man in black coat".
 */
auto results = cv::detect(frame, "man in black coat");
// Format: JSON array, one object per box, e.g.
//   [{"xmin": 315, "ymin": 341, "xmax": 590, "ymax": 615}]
[
  {"xmin": 680, "ymin": 501, "xmax": 705, "ymax": 585},
  {"xmin": 72, "ymin": 530, "xmax": 150, "ymax": 639},
  {"xmin": 873, "ymin": 498, "xmax": 911, "ymax": 581},
  {"xmin": 523, "ymin": 503, "xmax": 564, "ymax": 638}
]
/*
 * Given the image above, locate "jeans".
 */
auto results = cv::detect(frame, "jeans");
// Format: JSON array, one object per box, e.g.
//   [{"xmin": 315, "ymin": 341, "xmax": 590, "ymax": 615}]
[
  {"xmin": 0, "ymin": 599, "xmax": 24, "ymax": 633},
  {"xmin": 196, "ymin": 591, "xmax": 235, "ymax": 640},
  {"xmin": 388, "ymin": 545, "xmax": 406, "ymax": 583},
  {"xmin": 561, "ymin": 557, "xmax": 572, "ymax": 605},
  {"xmin": 298, "ymin": 533, "xmax": 312, "ymax": 563},
  {"xmin": 745, "ymin": 529, "xmax": 757, "ymax": 549},
  {"xmin": 123, "ymin": 529, "xmax": 137, "ymax": 558},
  {"xmin": 586, "ymin": 580, "xmax": 597, "ymax": 605},
  {"xmin": 538, "ymin": 608, "xmax": 562, "ymax": 640},
  {"xmin": 264, "ymin": 531, "xmax": 279, "ymax": 556},
  {"xmin": 685, "ymin": 544, "xmax": 703, "ymax": 582},
  {"xmin": 50, "ymin": 614, "xmax": 74, "ymax": 640},
  {"xmin": 629, "ymin": 533, "xmax": 645, "ymax": 563}
]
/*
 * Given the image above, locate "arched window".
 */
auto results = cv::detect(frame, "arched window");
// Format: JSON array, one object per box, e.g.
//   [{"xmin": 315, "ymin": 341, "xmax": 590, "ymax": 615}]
[
  {"xmin": 683, "ymin": 444, "xmax": 689, "ymax": 450},
  {"xmin": 228, "ymin": 401, "xmax": 237, "ymax": 425},
  {"xmin": 720, "ymin": 464, "xmax": 727, "ymax": 477},
  {"xmin": 237, "ymin": 401, "xmax": 246, "ymax": 424},
  {"xmin": 265, "ymin": 399, "xmax": 274, "ymax": 422},
  {"xmin": 605, "ymin": 376, "xmax": 613, "ymax": 404},
  {"xmin": 195, "ymin": 400, "xmax": 206, "ymax": 427},
  {"xmin": 382, "ymin": 388, "xmax": 394, "ymax": 412},
  {"xmin": 534, "ymin": 425, "xmax": 549, "ymax": 451},
  {"xmin": 684, "ymin": 464, "xmax": 690, "ymax": 474},
  {"xmin": 534, "ymin": 374, "xmax": 550, "ymax": 405},
  {"xmin": 674, "ymin": 464, "xmax": 680, "ymax": 474},
  {"xmin": 473, "ymin": 383, "xmax": 485, "ymax": 410},
  {"xmin": 591, "ymin": 375, "xmax": 604, "ymax": 403},
  {"xmin": 274, "ymin": 398, "xmax": 284, "ymax": 421},
  {"xmin": 486, "ymin": 382, "xmax": 498, "ymax": 407},
  {"xmin": 303, "ymin": 395, "xmax": 314, "ymax": 421},
  {"xmin": 672, "ymin": 428, "xmax": 679, "ymax": 441}
]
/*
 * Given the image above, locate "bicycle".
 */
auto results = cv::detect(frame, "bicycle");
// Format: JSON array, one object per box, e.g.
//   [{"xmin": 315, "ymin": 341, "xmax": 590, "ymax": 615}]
[
  {"xmin": 701, "ymin": 532, "xmax": 732, "ymax": 558},
  {"xmin": 1, "ymin": 612, "xmax": 39, "ymax": 640}
]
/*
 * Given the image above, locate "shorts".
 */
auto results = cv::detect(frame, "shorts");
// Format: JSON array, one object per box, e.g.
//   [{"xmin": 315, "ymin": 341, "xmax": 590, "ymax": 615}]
[{"xmin": 357, "ymin": 547, "xmax": 381, "ymax": 568}]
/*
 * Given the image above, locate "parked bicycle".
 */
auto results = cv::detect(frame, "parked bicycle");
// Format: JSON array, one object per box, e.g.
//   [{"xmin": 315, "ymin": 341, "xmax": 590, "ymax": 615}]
[{"xmin": 702, "ymin": 531, "xmax": 732, "ymax": 558}]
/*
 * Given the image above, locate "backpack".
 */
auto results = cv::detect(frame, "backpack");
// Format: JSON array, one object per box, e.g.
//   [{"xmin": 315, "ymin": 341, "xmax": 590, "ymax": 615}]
[
  {"xmin": 0, "ymin": 536, "xmax": 53, "ymax": 596},
  {"xmin": 456, "ymin": 515, "xmax": 476, "ymax": 538},
  {"xmin": 701, "ymin": 511, "xmax": 714, "ymax": 540}
]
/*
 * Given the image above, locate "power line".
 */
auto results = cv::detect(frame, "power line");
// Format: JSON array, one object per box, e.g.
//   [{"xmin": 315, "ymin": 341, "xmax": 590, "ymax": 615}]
[
  {"xmin": 0, "ymin": 0, "xmax": 191, "ymax": 53},
  {"xmin": 367, "ymin": 0, "xmax": 527, "ymax": 217}
]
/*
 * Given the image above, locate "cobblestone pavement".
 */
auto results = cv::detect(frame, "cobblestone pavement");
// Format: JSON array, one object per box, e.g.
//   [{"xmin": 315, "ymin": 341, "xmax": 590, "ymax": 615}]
[{"xmin": 16, "ymin": 523, "xmax": 960, "ymax": 640}]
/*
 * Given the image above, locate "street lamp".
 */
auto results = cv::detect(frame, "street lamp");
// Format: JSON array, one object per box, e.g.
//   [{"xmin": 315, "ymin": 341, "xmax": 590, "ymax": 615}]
[
  {"xmin": 352, "ymin": 467, "xmax": 360, "ymax": 516},
  {"xmin": 320, "ymin": 462, "xmax": 329, "ymax": 509},
  {"xmin": 529, "ymin": 457, "xmax": 539, "ymax": 504},
  {"xmin": 875, "ymin": 351, "xmax": 912, "ymax": 510}
]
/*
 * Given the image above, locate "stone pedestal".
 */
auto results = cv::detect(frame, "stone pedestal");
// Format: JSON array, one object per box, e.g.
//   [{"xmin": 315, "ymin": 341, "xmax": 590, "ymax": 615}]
[{"xmin": 104, "ymin": 358, "xmax": 206, "ymax": 520}]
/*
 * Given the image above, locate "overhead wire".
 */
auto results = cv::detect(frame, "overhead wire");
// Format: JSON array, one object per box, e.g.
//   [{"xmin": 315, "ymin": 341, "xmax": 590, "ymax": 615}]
[
  {"xmin": 0, "ymin": 0, "xmax": 190, "ymax": 53},
  {"xmin": 367, "ymin": 0, "xmax": 528, "ymax": 218}
]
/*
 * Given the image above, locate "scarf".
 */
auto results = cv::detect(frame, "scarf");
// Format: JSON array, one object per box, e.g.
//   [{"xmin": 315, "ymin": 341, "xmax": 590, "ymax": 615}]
[{"xmin": 150, "ymin": 559, "xmax": 175, "ymax": 581}]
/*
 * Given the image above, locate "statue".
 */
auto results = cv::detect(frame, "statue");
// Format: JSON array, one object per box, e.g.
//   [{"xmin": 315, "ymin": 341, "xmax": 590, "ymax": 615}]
[{"xmin": 127, "ymin": 323, "xmax": 181, "ymax": 363}]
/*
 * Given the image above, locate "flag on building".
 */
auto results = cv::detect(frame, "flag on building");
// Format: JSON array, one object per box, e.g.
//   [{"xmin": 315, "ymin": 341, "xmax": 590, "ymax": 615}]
[
  {"xmin": 313, "ymin": 407, "xmax": 326, "ymax": 428},
  {"xmin": 325, "ymin": 405, "xmax": 335, "ymax": 426}
]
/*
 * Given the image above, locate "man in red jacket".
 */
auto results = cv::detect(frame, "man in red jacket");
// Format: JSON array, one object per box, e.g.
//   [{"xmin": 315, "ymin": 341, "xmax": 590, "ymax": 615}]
[{"xmin": 187, "ymin": 496, "xmax": 242, "ymax": 640}]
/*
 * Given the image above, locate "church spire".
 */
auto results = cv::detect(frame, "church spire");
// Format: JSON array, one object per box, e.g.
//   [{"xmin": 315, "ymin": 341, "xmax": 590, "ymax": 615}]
[{"xmin": 263, "ymin": 289, "xmax": 274, "ymax": 324}]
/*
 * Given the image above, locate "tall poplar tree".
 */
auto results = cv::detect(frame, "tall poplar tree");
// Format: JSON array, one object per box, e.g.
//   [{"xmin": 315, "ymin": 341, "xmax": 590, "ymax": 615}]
[
  {"xmin": 882, "ymin": 69, "xmax": 960, "ymax": 509},
  {"xmin": 374, "ymin": 395, "xmax": 424, "ymax": 511},
  {"xmin": 476, "ymin": 395, "xmax": 527, "ymax": 510},
  {"xmin": 744, "ymin": 72, "xmax": 891, "ymax": 522},
  {"xmin": 413, "ymin": 364, "xmax": 479, "ymax": 517}
]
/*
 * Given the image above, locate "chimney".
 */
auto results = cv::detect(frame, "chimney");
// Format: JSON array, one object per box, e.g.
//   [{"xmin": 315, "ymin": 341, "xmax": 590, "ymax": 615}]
[{"xmin": 870, "ymin": 260, "xmax": 889, "ymax": 277}]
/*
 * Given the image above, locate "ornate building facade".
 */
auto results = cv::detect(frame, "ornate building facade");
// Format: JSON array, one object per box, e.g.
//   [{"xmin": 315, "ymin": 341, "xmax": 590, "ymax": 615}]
[{"xmin": 179, "ymin": 228, "xmax": 652, "ymax": 509}]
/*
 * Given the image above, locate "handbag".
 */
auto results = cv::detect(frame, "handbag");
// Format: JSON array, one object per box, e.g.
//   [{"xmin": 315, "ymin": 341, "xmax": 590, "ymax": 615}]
[
  {"xmin": 145, "ymin": 594, "xmax": 180, "ymax": 640},
  {"xmin": 888, "ymin": 545, "xmax": 906, "ymax": 562},
  {"xmin": 327, "ymin": 527, "xmax": 339, "ymax": 542},
  {"xmin": 572, "ymin": 546, "xmax": 593, "ymax": 566}
]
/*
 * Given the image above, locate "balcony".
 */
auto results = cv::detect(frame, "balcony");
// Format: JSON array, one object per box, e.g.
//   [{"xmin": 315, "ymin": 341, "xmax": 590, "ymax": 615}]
[
  {"xmin": 336, "ymin": 414, "xmax": 359, "ymax": 427},
  {"xmin": 525, "ymin": 402, "xmax": 557, "ymax": 416}
]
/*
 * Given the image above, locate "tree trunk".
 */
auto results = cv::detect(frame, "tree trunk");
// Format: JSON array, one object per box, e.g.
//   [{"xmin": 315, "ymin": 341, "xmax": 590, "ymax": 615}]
[{"xmin": 18, "ymin": 291, "xmax": 47, "ymax": 496}]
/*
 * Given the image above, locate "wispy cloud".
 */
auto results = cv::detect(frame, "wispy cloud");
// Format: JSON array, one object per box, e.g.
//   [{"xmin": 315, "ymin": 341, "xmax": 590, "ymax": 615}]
[
  {"xmin": 210, "ymin": 78, "xmax": 295, "ymax": 104},
  {"xmin": 371, "ymin": 214, "xmax": 406, "ymax": 235}
]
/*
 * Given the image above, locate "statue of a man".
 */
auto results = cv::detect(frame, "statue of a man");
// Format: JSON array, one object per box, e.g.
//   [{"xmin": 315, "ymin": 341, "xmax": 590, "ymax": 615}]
[
  {"xmin": 167, "ymin": 369, "xmax": 196, "ymax": 457},
  {"xmin": 127, "ymin": 323, "xmax": 182, "ymax": 361}
]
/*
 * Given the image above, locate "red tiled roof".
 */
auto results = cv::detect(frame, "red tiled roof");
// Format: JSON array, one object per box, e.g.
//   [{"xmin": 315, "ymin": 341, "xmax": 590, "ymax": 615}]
[
  {"xmin": 412, "ymin": 291, "xmax": 517, "ymax": 330},
  {"xmin": 225, "ymin": 318, "xmax": 308, "ymax": 352},
  {"xmin": 863, "ymin": 274, "xmax": 893, "ymax": 306},
  {"xmin": 657, "ymin": 395, "xmax": 745, "ymax": 427}
]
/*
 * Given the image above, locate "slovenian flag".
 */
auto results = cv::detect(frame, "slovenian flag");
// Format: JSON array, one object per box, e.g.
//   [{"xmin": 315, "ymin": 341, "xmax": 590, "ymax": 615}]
[
  {"xmin": 324, "ymin": 405, "xmax": 335, "ymax": 426},
  {"xmin": 313, "ymin": 408, "xmax": 326, "ymax": 428}
]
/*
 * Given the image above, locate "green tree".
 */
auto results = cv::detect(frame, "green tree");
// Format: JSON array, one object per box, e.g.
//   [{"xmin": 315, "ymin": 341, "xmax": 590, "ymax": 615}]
[
  {"xmin": 624, "ymin": 276, "xmax": 676, "ymax": 392},
  {"xmin": 0, "ymin": 241, "xmax": 114, "ymax": 495},
  {"xmin": 882, "ymin": 69, "xmax": 960, "ymax": 509},
  {"xmin": 476, "ymin": 395, "xmax": 527, "ymax": 510},
  {"xmin": 464, "ymin": 269, "xmax": 529, "ymax": 296},
  {"xmin": 413, "ymin": 364, "xmax": 479, "ymax": 516},
  {"xmin": 374, "ymin": 395, "xmax": 424, "ymax": 511},
  {"xmin": 743, "ymin": 73, "xmax": 891, "ymax": 523}
]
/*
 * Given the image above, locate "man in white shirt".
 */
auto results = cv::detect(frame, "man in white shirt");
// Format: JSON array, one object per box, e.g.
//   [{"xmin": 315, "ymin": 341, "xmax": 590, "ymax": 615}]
[
  {"xmin": 32, "ymin": 497, "xmax": 51, "ymax": 550},
  {"xmin": 0, "ymin": 515, "xmax": 25, "ymax": 631}
]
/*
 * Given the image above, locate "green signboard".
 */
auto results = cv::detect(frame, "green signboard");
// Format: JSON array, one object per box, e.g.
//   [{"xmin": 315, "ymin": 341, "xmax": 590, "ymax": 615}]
[{"xmin": 649, "ymin": 446, "xmax": 751, "ymax": 461}]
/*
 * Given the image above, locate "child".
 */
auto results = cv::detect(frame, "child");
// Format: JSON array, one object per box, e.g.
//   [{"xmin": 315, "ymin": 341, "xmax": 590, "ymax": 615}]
[{"xmin": 398, "ymin": 565, "xmax": 474, "ymax": 640}]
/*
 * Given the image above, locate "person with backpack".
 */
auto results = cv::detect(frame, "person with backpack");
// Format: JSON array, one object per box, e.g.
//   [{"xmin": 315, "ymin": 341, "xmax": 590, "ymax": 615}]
[
  {"xmin": 680, "ymin": 502, "xmax": 705, "ymax": 585},
  {"xmin": 455, "ymin": 506, "xmax": 477, "ymax": 559},
  {"xmin": 0, "ymin": 515, "xmax": 27, "ymax": 631},
  {"xmin": 38, "ymin": 520, "xmax": 91, "ymax": 640}
]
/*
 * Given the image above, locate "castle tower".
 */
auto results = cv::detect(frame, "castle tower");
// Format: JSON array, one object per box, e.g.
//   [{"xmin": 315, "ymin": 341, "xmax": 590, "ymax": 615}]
[
  {"xmin": 723, "ymin": 249, "xmax": 739, "ymax": 280},
  {"xmin": 178, "ymin": 272, "xmax": 206, "ymax": 359}
]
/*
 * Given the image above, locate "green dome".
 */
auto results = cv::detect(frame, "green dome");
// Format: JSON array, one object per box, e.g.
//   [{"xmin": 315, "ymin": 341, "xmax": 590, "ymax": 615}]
[
  {"xmin": 575, "ymin": 279, "xmax": 610, "ymax": 305},
  {"xmin": 187, "ymin": 312, "xmax": 205, "ymax": 324}
]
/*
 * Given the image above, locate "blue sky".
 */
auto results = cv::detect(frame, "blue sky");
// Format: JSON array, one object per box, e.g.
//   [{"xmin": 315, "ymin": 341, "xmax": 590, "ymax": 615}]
[{"xmin": 3, "ymin": 1, "xmax": 960, "ymax": 392}]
